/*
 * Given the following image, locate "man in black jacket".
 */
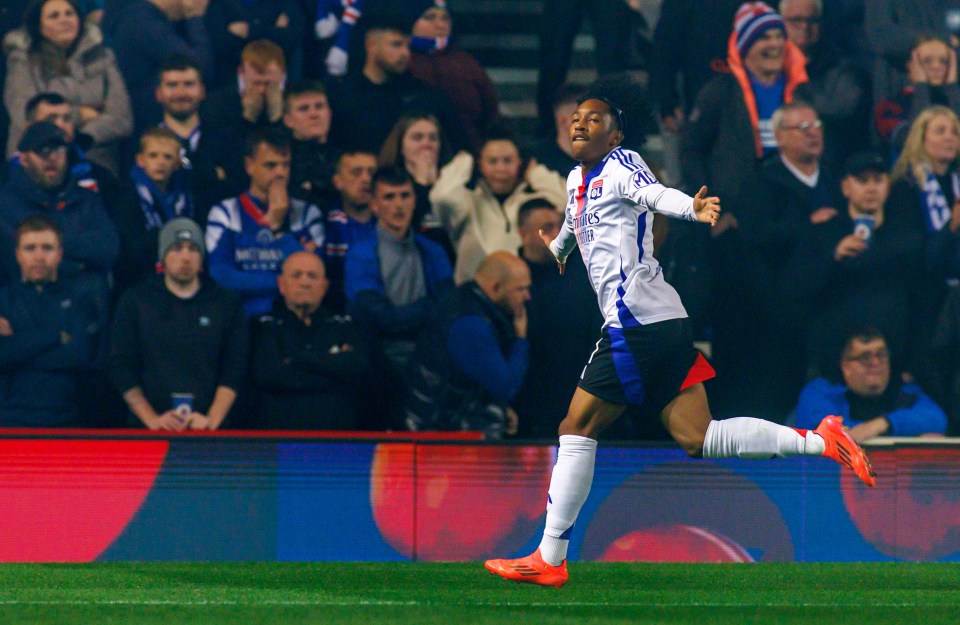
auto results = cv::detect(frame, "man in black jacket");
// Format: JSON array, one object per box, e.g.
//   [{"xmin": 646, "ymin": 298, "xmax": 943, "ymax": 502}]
[
  {"xmin": 252, "ymin": 251, "xmax": 372, "ymax": 429},
  {"xmin": 326, "ymin": 12, "xmax": 465, "ymax": 153},
  {"xmin": 154, "ymin": 54, "xmax": 240, "ymax": 222},
  {"xmin": 105, "ymin": 0, "xmax": 214, "ymax": 131},
  {"xmin": 109, "ymin": 217, "xmax": 248, "ymax": 430},
  {"xmin": 712, "ymin": 100, "xmax": 839, "ymax": 420},
  {"xmin": 511, "ymin": 199, "xmax": 604, "ymax": 438},
  {"xmin": 201, "ymin": 39, "xmax": 287, "ymax": 138},
  {"xmin": 282, "ymin": 80, "xmax": 339, "ymax": 208},
  {"xmin": 782, "ymin": 151, "xmax": 926, "ymax": 377},
  {"xmin": 0, "ymin": 215, "xmax": 103, "ymax": 427}
]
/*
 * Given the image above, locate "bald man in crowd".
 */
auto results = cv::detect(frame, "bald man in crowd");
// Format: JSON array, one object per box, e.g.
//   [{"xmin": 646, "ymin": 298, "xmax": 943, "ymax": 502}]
[
  {"xmin": 251, "ymin": 251, "xmax": 372, "ymax": 430},
  {"xmin": 405, "ymin": 251, "xmax": 531, "ymax": 439}
]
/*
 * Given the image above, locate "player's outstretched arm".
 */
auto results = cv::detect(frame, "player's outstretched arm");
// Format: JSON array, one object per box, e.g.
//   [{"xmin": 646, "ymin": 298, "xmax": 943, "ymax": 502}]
[
  {"xmin": 692, "ymin": 185, "xmax": 720, "ymax": 227},
  {"xmin": 539, "ymin": 228, "xmax": 566, "ymax": 275}
]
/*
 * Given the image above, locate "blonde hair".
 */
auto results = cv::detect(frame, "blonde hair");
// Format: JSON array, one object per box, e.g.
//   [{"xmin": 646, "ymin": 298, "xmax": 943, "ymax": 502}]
[
  {"xmin": 241, "ymin": 39, "xmax": 286, "ymax": 72},
  {"xmin": 892, "ymin": 105, "xmax": 960, "ymax": 186},
  {"xmin": 138, "ymin": 126, "xmax": 182, "ymax": 154}
]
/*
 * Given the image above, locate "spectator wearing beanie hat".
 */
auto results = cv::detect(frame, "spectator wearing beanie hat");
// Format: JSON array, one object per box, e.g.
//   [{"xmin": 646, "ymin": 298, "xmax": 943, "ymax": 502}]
[
  {"xmin": 403, "ymin": 0, "xmax": 447, "ymax": 53},
  {"xmin": 109, "ymin": 217, "xmax": 248, "ymax": 431},
  {"xmin": 680, "ymin": 1, "xmax": 809, "ymax": 418},
  {"xmin": 684, "ymin": 2, "xmax": 809, "ymax": 199},
  {"xmin": 405, "ymin": 0, "xmax": 500, "ymax": 152},
  {"xmin": 157, "ymin": 217, "xmax": 205, "ymax": 264},
  {"xmin": 682, "ymin": 0, "xmax": 810, "ymax": 205}
]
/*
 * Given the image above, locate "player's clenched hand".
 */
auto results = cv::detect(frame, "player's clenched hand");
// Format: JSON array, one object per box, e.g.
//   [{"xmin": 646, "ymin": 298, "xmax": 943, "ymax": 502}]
[
  {"xmin": 693, "ymin": 186, "xmax": 720, "ymax": 226},
  {"xmin": 539, "ymin": 228, "xmax": 565, "ymax": 275}
]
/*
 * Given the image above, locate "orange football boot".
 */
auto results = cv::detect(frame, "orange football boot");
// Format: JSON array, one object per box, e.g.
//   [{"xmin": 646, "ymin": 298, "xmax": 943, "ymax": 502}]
[
  {"xmin": 484, "ymin": 548, "xmax": 569, "ymax": 588},
  {"xmin": 815, "ymin": 415, "xmax": 876, "ymax": 487}
]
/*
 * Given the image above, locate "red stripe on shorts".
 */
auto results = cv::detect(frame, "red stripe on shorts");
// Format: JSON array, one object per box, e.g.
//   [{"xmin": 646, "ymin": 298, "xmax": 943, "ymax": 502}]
[{"xmin": 680, "ymin": 352, "xmax": 716, "ymax": 391}]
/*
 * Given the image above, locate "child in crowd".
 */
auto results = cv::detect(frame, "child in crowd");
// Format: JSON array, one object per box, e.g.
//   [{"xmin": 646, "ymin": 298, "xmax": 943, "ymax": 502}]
[{"xmin": 112, "ymin": 126, "xmax": 194, "ymax": 293}]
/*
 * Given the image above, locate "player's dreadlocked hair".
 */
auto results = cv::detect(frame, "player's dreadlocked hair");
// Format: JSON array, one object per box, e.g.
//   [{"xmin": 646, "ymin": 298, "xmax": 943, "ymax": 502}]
[{"xmin": 579, "ymin": 74, "xmax": 654, "ymax": 152}]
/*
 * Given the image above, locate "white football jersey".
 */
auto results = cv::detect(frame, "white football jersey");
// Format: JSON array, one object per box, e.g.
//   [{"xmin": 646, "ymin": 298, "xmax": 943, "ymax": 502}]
[{"xmin": 549, "ymin": 146, "xmax": 698, "ymax": 329}]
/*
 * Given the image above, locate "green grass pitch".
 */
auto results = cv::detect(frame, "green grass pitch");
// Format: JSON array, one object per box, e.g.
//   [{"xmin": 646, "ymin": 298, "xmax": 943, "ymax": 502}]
[{"xmin": 0, "ymin": 562, "xmax": 956, "ymax": 624}]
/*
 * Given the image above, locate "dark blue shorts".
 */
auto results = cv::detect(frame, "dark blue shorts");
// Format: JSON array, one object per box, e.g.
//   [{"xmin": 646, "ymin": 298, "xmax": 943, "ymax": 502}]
[{"xmin": 577, "ymin": 318, "xmax": 715, "ymax": 414}]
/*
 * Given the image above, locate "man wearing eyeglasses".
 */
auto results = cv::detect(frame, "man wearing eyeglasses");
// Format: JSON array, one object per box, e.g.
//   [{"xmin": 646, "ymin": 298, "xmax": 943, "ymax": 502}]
[
  {"xmin": 713, "ymin": 99, "xmax": 837, "ymax": 421},
  {"xmin": 745, "ymin": 99, "xmax": 836, "ymax": 236},
  {"xmin": 782, "ymin": 0, "xmax": 872, "ymax": 167},
  {"xmin": 796, "ymin": 327, "xmax": 946, "ymax": 441}
]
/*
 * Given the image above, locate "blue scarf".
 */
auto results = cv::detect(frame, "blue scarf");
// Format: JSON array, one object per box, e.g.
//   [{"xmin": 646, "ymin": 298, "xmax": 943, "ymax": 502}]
[
  {"xmin": 130, "ymin": 165, "xmax": 193, "ymax": 230},
  {"xmin": 410, "ymin": 35, "xmax": 449, "ymax": 54},
  {"xmin": 315, "ymin": 0, "xmax": 364, "ymax": 52},
  {"xmin": 919, "ymin": 163, "xmax": 960, "ymax": 232}
]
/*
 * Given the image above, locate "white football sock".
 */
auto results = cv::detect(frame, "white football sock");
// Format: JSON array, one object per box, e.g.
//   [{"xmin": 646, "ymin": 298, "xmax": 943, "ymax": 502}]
[
  {"xmin": 538, "ymin": 434, "xmax": 597, "ymax": 566},
  {"xmin": 702, "ymin": 417, "xmax": 825, "ymax": 459}
]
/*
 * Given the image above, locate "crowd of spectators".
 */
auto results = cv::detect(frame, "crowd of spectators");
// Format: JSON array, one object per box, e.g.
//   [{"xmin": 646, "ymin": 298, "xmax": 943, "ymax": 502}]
[{"xmin": 0, "ymin": 0, "xmax": 958, "ymax": 440}]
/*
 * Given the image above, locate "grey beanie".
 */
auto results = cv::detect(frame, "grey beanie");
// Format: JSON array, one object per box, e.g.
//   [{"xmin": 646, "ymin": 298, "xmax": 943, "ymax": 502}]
[{"xmin": 158, "ymin": 218, "xmax": 205, "ymax": 263}]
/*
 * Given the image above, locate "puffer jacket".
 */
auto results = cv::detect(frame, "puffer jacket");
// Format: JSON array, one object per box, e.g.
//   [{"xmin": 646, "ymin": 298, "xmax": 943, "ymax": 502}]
[{"xmin": 3, "ymin": 23, "xmax": 132, "ymax": 157}]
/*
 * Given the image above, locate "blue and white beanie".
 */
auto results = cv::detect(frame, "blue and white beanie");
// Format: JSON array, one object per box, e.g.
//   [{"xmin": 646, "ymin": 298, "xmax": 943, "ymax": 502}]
[{"xmin": 733, "ymin": 2, "xmax": 786, "ymax": 58}]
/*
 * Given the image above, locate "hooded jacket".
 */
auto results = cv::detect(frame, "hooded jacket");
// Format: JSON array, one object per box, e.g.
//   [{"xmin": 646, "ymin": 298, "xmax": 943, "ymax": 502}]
[{"xmin": 682, "ymin": 32, "xmax": 807, "ymax": 202}]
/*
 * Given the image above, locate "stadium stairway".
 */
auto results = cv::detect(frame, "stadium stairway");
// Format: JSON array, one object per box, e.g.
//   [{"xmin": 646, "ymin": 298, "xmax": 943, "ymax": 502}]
[
  {"xmin": 448, "ymin": 0, "xmax": 598, "ymax": 140},
  {"xmin": 447, "ymin": 0, "xmax": 664, "ymax": 163}
]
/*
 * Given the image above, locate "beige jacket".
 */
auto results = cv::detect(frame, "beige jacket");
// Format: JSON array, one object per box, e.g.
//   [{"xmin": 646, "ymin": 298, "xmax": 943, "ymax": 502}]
[
  {"xmin": 3, "ymin": 24, "xmax": 132, "ymax": 158},
  {"xmin": 430, "ymin": 151, "xmax": 567, "ymax": 284}
]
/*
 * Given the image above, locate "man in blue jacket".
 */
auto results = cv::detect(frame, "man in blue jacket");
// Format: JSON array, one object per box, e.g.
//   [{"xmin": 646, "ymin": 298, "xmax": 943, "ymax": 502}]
[
  {"xmin": 405, "ymin": 251, "xmax": 531, "ymax": 439},
  {"xmin": 0, "ymin": 215, "xmax": 103, "ymax": 427},
  {"xmin": 0, "ymin": 122, "xmax": 119, "ymax": 309},
  {"xmin": 345, "ymin": 166, "xmax": 452, "ymax": 427},
  {"xmin": 796, "ymin": 326, "xmax": 947, "ymax": 441}
]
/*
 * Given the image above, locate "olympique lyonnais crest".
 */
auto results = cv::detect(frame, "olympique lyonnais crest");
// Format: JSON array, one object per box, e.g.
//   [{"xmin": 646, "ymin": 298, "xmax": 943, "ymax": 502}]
[{"xmin": 589, "ymin": 178, "xmax": 604, "ymax": 200}]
